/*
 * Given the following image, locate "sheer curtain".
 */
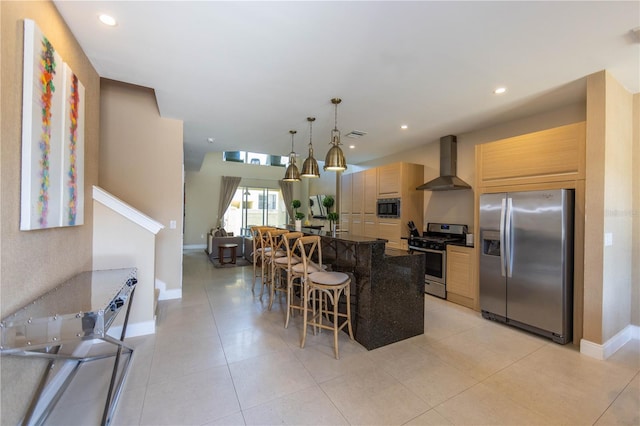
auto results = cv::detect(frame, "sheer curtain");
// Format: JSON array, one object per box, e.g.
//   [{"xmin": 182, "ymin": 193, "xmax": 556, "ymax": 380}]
[
  {"xmin": 278, "ymin": 180, "xmax": 294, "ymax": 222},
  {"xmin": 217, "ymin": 176, "xmax": 241, "ymax": 228}
]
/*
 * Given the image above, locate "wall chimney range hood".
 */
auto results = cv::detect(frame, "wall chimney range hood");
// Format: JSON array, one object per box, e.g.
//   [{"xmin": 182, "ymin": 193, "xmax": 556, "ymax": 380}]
[{"xmin": 416, "ymin": 135, "xmax": 471, "ymax": 191}]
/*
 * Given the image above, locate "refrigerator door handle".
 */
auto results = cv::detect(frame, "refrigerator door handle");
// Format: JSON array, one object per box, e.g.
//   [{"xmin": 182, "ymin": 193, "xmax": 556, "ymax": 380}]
[
  {"xmin": 505, "ymin": 197, "xmax": 513, "ymax": 278},
  {"xmin": 500, "ymin": 197, "xmax": 506, "ymax": 277}
]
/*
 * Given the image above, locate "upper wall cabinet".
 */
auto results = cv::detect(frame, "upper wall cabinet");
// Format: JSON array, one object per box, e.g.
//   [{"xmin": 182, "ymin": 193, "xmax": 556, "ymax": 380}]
[
  {"xmin": 476, "ymin": 122, "xmax": 586, "ymax": 188},
  {"xmin": 377, "ymin": 163, "xmax": 402, "ymax": 197},
  {"xmin": 377, "ymin": 162, "xmax": 425, "ymax": 200}
]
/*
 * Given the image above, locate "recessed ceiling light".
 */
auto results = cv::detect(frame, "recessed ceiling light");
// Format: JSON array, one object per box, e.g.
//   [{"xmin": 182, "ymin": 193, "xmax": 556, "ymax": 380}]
[
  {"xmin": 401, "ymin": 125, "xmax": 408, "ymax": 129},
  {"xmin": 494, "ymin": 87, "xmax": 507, "ymax": 95},
  {"xmin": 99, "ymin": 14, "xmax": 117, "ymax": 27},
  {"xmin": 349, "ymin": 145, "xmax": 355, "ymax": 149},
  {"xmin": 207, "ymin": 137, "xmax": 214, "ymax": 144}
]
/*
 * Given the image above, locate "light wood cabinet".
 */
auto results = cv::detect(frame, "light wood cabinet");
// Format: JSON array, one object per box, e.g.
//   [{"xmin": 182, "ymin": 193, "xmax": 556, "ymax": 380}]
[
  {"xmin": 377, "ymin": 163, "xmax": 401, "ymax": 197},
  {"xmin": 476, "ymin": 122, "xmax": 586, "ymax": 188},
  {"xmin": 350, "ymin": 214, "xmax": 363, "ymax": 236},
  {"xmin": 340, "ymin": 162, "xmax": 423, "ymax": 249},
  {"xmin": 363, "ymin": 213, "xmax": 378, "ymax": 238},
  {"xmin": 340, "ymin": 173, "xmax": 352, "ymax": 214},
  {"xmin": 352, "ymin": 171, "xmax": 364, "ymax": 214},
  {"xmin": 340, "ymin": 213, "xmax": 350, "ymax": 233},
  {"xmin": 363, "ymin": 168, "xmax": 377, "ymax": 214},
  {"xmin": 446, "ymin": 245, "xmax": 476, "ymax": 309},
  {"xmin": 378, "ymin": 219, "xmax": 402, "ymax": 249}
]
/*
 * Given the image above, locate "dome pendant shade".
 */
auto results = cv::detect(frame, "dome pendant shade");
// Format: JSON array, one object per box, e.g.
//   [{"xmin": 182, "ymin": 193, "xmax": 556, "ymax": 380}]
[
  {"xmin": 301, "ymin": 148, "xmax": 320, "ymax": 177},
  {"xmin": 282, "ymin": 130, "xmax": 301, "ymax": 181},
  {"xmin": 324, "ymin": 143, "xmax": 347, "ymax": 171},
  {"xmin": 301, "ymin": 117, "xmax": 320, "ymax": 178},
  {"xmin": 283, "ymin": 161, "xmax": 301, "ymax": 181},
  {"xmin": 324, "ymin": 98, "xmax": 347, "ymax": 172}
]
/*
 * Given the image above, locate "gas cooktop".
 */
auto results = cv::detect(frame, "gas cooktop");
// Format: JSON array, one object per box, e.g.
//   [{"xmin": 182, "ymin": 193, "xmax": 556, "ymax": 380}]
[{"xmin": 408, "ymin": 223, "xmax": 468, "ymax": 251}]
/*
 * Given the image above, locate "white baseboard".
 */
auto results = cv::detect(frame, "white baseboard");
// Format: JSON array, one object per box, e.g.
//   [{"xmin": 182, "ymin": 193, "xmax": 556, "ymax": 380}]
[
  {"xmin": 107, "ymin": 319, "xmax": 156, "ymax": 339},
  {"xmin": 155, "ymin": 278, "xmax": 182, "ymax": 300},
  {"xmin": 184, "ymin": 244, "xmax": 206, "ymax": 250},
  {"xmin": 580, "ymin": 324, "xmax": 640, "ymax": 360},
  {"xmin": 158, "ymin": 288, "xmax": 182, "ymax": 300}
]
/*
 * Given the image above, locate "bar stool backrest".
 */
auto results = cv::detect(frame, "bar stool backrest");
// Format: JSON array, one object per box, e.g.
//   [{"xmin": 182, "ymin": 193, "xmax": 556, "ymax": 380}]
[
  {"xmin": 282, "ymin": 231, "xmax": 304, "ymax": 263},
  {"xmin": 267, "ymin": 229, "xmax": 289, "ymax": 254},
  {"xmin": 250, "ymin": 226, "xmax": 275, "ymax": 256},
  {"xmin": 295, "ymin": 235, "xmax": 323, "ymax": 279}
]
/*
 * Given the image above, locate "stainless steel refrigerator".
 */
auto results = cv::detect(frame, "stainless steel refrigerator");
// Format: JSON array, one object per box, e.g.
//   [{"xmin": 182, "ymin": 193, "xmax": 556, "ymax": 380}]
[{"xmin": 479, "ymin": 189, "xmax": 573, "ymax": 344}]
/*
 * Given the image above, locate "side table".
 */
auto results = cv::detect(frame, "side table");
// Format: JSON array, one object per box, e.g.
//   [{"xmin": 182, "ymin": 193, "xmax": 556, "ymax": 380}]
[
  {"xmin": 0, "ymin": 268, "xmax": 137, "ymax": 425},
  {"xmin": 218, "ymin": 243, "xmax": 238, "ymax": 265}
]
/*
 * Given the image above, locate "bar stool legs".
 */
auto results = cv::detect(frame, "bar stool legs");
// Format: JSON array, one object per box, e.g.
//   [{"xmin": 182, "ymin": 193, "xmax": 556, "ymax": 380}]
[{"xmin": 301, "ymin": 274, "xmax": 354, "ymax": 360}]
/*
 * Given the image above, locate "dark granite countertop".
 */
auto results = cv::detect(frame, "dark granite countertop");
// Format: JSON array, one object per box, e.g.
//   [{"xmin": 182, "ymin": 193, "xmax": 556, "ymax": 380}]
[{"xmin": 284, "ymin": 225, "xmax": 384, "ymax": 244}]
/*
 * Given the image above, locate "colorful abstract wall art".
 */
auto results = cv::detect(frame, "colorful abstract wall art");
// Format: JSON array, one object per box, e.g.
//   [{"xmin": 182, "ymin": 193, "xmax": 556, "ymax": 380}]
[{"xmin": 20, "ymin": 19, "xmax": 84, "ymax": 230}]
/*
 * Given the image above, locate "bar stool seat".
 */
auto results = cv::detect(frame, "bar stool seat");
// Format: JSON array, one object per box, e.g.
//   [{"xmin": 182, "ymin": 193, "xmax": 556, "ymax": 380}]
[{"xmin": 308, "ymin": 271, "xmax": 349, "ymax": 285}]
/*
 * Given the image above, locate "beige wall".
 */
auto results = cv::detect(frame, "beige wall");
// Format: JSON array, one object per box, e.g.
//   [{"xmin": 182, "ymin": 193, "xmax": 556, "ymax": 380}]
[
  {"xmin": 584, "ymin": 71, "xmax": 636, "ymax": 343},
  {"xmin": 0, "ymin": 1, "xmax": 100, "ymax": 423},
  {"xmin": 100, "ymin": 80, "xmax": 183, "ymax": 296},
  {"xmin": 184, "ymin": 153, "xmax": 304, "ymax": 246},
  {"xmin": 93, "ymin": 201, "xmax": 157, "ymax": 333},
  {"xmin": 359, "ymin": 102, "xmax": 586, "ymax": 233},
  {"xmin": 633, "ymin": 93, "xmax": 640, "ymax": 326}
]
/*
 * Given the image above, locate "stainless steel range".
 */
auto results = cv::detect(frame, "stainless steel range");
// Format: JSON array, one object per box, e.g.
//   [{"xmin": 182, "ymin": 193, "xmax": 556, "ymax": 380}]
[{"xmin": 408, "ymin": 223, "xmax": 468, "ymax": 298}]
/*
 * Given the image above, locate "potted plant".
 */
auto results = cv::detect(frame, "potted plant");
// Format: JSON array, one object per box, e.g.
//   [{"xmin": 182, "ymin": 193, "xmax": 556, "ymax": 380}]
[
  {"xmin": 322, "ymin": 195, "xmax": 335, "ymax": 213},
  {"xmin": 292, "ymin": 199, "xmax": 304, "ymax": 230},
  {"xmin": 327, "ymin": 212, "xmax": 339, "ymax": 236}
]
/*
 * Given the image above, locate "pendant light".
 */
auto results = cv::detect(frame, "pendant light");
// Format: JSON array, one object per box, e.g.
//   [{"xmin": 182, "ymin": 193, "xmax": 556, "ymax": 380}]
[
  {"xmin": 283, "ymin": 130, "xmax": 301, "ymax": 181},
  {"xmin": 324, "ymin": 98, "xmax": 347, "ymax": 171},
  {"xmin": 301, "ymin": 117, "xmax": 320, "ymax": 178}
]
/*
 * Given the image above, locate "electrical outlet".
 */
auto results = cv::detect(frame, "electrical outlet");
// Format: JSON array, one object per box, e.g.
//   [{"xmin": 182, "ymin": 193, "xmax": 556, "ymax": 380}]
[
  {"xmin": 169, "ymin": 220, "xmax": 176, "ymax": 229},
  {"xmin": 604, "ymin": 232, "xmax": 613, "ymax": 246},
  {"xmin": 201, "ymin": 234, "xmax": 204, "ymax": 239}
]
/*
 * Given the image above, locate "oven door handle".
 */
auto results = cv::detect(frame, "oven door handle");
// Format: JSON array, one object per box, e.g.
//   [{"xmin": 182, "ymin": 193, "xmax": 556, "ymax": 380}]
[{"xmin": 420, "ymin": 248, "xmax": 445, "ymax": 254}]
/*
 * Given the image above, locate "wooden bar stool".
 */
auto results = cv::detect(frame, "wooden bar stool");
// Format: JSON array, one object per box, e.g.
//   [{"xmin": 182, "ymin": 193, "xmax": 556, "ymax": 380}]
[
  {"xmin": 296, "ymin": 235, "xmax": 354, "ymax": 359},
  {"xmin": 271, "ymin": 231, "xmax": 303, "ymax": 326},
  {"xmin": 262, "ymin": 229, "xmax": 288, "ymax": 305},
  {"xmin": 249, "ymin": 226, "xmax": 275, "ymax": 294}
]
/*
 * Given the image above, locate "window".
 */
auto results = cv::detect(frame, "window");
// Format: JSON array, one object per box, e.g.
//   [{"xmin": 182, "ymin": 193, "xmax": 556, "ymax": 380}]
[
  {"xmin": 223, "ymin": 151, "xmax": 290, "ymax": 168},
  {"xmin": 258, "ymin": 194, "xmax": 277, "ymax": 210},
  {"xmin": 223, "ymin": 186, "xmax": 287, "ymax": 236}
]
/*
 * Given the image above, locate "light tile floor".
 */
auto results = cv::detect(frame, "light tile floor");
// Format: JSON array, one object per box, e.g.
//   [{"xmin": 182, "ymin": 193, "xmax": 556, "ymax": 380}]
[{"xmin": 48, "ymin": 250, "xmax": 639, "ymax": 425}]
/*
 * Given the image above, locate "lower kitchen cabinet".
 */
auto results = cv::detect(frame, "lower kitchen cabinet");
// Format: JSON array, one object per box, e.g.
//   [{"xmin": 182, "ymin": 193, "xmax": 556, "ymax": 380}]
[
  {"xmin": 446, "ymin": 245, "xmax": 477, "ymax": 310},
  {"xmin": 378, "ymin": 218, "xmax": 402, "ymax": 249}
]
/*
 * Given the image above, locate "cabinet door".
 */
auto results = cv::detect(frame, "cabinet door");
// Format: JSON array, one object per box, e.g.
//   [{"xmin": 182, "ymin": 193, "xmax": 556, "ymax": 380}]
[
  {"xmin": 363, "ymin": 168, "xmax": 377, "ymax": 214},
  {"xmin": 363, "ymin": 213, "xmax": 378, "ymax": 238},
  {"xmin": 378, "ymin": 219, "xmax": 401, "ymax": 249},
  {"xmin": 377, "ymin": 163, "xmax": 401, "ymax": 197},
  {"xmin": 340, "ymin": 213, "xmax": 350, "ymax": 233},
  {"xmin": 352, "ymin": 171, "xmax": 364, "ymax": 214},
  {"xmin": 350, "ymin": 213, "xmax": 363, "ymax": 236},
  {"xmin": 446, "ymin": 245, "xmax": 476, "ymax": 308},
  {"xmin": 340, "ymin": 173, "xmax": 352, "ymax": 214},
  {"xmin": 477, "ymin": 122, "xmax": 585, "ymax": 187}
]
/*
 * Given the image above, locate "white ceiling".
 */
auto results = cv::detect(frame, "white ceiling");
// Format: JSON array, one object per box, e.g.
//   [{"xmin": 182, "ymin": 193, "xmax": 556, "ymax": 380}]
[{"xmin": 53, "ymin": 1, "xmax": 640, "ymax": 171}]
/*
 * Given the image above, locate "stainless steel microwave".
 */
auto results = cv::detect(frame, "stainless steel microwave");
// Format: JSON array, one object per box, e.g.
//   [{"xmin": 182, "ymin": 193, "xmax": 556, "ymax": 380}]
[{"xmin": 377, "ymin": 198, "xmax": 401, "ymax": 218}]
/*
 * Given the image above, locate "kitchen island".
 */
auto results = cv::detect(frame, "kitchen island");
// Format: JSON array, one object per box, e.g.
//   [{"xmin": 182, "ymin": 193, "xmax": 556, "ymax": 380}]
[{"xmin": 289, "ymin": 227, "xmax": 425, "ymax": 350}]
